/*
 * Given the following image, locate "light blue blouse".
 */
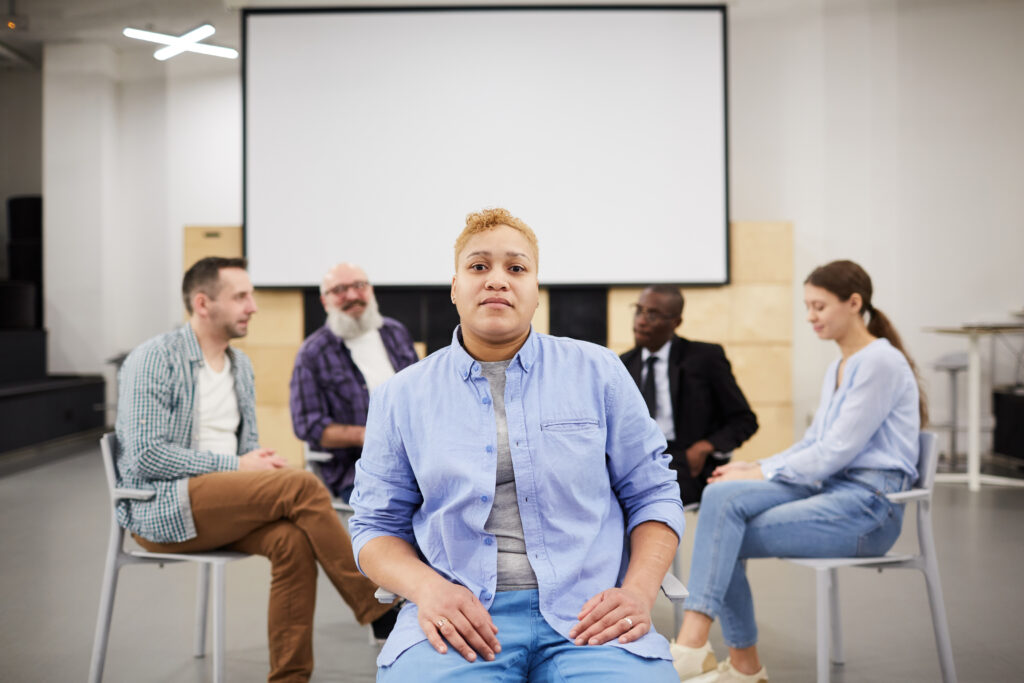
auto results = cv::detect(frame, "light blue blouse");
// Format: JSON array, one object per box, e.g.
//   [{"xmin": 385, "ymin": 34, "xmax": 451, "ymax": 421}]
[{"xmin": 760, "ymin": 338, "xmax": 920, "ymax": 486}]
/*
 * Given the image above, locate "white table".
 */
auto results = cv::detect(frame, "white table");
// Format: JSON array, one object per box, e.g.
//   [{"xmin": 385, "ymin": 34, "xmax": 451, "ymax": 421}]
[{"xmin": 927, "ymin": 324, "xmax": 1024, "ymax": 491}]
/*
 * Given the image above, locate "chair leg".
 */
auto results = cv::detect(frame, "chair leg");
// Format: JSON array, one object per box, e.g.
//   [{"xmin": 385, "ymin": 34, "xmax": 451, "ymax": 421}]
[
  {"xmin": 918, "ymin": 504, "xmax": 958, "ymax": 683},
  {"xmin": 194, "ymin": 563, "xmax": 210, "ymax": 658},
  {"xmin": 88, "ymin": 525, "xmax": 124, "ymax": 683},
  {"xmin": 828, "ymin": 567, "xmax": 844, "ymax": 665},
  {"xmin": 212, "ymin": 563, "xmax": 227, "ymax": 683},
  {"xmin": 815, "ymin": 569, "xmax": 831, "ymax": 683}
]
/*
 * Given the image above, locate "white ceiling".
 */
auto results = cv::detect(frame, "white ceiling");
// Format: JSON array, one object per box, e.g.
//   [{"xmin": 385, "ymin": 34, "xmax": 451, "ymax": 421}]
[{"xmin": 0, "ymin": 0, "xmax": 240, "ymax": 67}]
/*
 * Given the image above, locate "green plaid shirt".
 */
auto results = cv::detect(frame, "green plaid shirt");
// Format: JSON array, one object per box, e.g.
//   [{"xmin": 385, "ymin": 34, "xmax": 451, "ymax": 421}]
[{"xmin": 114, "ymin": 324, "xmax": 259, "ymax": 543}]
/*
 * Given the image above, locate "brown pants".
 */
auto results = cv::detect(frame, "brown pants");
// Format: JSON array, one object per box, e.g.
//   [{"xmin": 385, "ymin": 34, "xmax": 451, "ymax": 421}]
[{"xmin": 134, "ymin": 468, "xmax": 390, "ymax": 682}]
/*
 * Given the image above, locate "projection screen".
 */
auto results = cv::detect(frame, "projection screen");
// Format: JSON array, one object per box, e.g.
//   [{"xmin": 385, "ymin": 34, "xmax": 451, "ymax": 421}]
[{"xmin": 244, "ymin": 6, "xmax": 728, "ymax": 286}]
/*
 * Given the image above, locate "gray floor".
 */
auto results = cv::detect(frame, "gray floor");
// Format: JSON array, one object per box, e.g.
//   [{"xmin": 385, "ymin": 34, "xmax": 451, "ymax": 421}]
[{"xmin": 1, "ymin": 438, "xmax": 1021, "ymax": 682}]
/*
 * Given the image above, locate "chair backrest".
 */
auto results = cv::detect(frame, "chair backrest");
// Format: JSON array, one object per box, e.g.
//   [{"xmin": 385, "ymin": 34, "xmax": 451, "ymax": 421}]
[
  {"xmin": 916, "ymin": 431, "xmax": 938, "ymax": 492},
  {"xmin": 99, "ymin": 433, "xmax": 120, "ymax": 502}
]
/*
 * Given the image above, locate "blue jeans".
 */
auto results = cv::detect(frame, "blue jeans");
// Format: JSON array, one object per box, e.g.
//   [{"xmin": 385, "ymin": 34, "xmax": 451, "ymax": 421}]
[
  {"xmin": 377, "ymin": 589, "xmax": 678, "ymax": 682},
  {"xmin": 684, "ymin": 469, "xmax": 910, "ymax": 649}
]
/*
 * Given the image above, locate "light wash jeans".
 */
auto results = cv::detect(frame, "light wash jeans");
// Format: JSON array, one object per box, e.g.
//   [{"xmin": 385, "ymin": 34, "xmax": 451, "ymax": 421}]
[
  {"xmin": 378, "ymin": 589, "xmax": 678, "ymax": 682},
  {"xmin": 684, "ymin": 468, "xmax": 911, "ymax": 648}
]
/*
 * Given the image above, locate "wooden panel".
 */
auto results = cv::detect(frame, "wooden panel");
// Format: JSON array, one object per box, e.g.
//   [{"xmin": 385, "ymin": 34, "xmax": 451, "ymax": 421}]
[
  {"xmin": 240, "ymin": 344, "xmax": 299, "ymax": 407},
  {"xmin": 678, "ymin": 287, "xmax": 731, "ymax": 344},
  {"xmin": 183, "ymin": 225, "xmax": 242, "ymax": 270},
  {"xmin": 533, "ymin": 287, "xmax": 550, "ymax": 335},
  {"xmin": 724, "ymin": 343, "xmax": 792, "ymax": 405},
  {"xmin": 733, "ymin": 403, "xmax": 794, "ymax": 462},
  {"xmin": 728, "ymin": 283, "xmax": 793, "ymax": 344},
  {"xmin": 731, "ymin": 221, "xmax": 793, "ymax": 284},
  {"xmin": 245, "ymin": 290, "xmax": 304, "ymax": 346},
  {"xmin": 255, "ymin": 405, "xmax": 303, "ymax": 467},
  {"xmin": 607, "ymin": 287, "xmax": 645, "ymax": 352}
]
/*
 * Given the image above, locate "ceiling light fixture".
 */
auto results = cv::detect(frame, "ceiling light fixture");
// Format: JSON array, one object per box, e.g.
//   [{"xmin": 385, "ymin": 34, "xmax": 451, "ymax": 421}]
[{"xmin": 122, "ymin": 24, "xmax": 238, "ymax": 61}]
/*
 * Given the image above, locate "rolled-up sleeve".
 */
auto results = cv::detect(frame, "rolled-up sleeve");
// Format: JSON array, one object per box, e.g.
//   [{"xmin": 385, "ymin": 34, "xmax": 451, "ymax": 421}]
[{"xmin": 603, "ymin": 353, "xmax": 684, "ymax": 542}]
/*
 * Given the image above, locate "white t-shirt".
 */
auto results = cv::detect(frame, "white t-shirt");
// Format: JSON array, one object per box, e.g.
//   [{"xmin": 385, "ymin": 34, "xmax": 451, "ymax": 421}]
[
  {"xmin": 197, "ymin": 353, "xmax": 240, "ymax": 456},
  {"xmin": 345, "ymin": 329, "xmax": 396, "ymax": 393}
]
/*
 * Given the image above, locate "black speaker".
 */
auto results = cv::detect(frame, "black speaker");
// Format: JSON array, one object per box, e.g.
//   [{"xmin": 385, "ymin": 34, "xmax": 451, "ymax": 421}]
[
  {"xmin": 993, "ymin": 386, "xmax": 1024, "ymax": 460},
  {"xmin": 7, "ymin": 195, "xmax": 42, "ymax": 242},
  {"xmin": 0, "ymin": 282, "xmax": 37, "ymax": 329},
  {"xmin": 6, "ymin": 195, "xmax": 43, "ymax": 329}
]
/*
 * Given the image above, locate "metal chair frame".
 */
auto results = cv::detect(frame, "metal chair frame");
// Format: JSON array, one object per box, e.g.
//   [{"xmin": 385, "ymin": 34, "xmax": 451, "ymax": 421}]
[{"xmin": 88, "ymin": 433, "xmax": 247, "ymax": 683}]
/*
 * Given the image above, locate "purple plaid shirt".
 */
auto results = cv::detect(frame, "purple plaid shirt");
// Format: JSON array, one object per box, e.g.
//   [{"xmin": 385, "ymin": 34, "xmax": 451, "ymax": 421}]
[{"xmin": 290, "ymin": 317, "xmax": 418, "ymax": 495}]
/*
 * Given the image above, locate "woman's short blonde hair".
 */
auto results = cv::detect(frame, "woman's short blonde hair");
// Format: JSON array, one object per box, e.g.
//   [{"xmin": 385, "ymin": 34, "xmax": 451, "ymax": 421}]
[{"xmin": 453, "ymin": 208, "xmax": 539, "ymax": 270}]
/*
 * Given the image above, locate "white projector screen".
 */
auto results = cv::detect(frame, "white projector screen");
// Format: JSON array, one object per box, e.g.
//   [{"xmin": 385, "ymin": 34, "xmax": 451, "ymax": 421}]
[{"xmin": 244, "ymin": 6, "xmax": 728, "ymax": 287}]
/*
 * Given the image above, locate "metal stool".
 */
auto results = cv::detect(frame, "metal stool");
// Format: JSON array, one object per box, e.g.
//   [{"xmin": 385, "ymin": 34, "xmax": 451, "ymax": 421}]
[{"xmin": 933, "ymin": 352, "xmax": 968, "ymax": 468}]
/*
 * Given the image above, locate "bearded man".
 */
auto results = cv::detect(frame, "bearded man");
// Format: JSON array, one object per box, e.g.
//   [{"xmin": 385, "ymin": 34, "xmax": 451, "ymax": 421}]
[{"xmin": 289, "ymin": 263, "xmax": 419, "ymax": 501}]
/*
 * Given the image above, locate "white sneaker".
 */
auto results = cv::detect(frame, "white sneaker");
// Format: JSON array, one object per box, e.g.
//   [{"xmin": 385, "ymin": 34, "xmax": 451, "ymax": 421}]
[
  {"xmin": 689, "ymin": 658, "xmax": 769, "ymax": 683},
  {"xmin": 670, "ymin": 640, "xmax": 717, "ymax": 681}
]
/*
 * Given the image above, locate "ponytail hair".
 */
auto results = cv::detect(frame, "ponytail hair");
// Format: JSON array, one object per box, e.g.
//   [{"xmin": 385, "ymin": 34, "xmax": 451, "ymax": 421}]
[{"xmin": 805, "ymin": 260, "xmax": 928, "ymax": 426}]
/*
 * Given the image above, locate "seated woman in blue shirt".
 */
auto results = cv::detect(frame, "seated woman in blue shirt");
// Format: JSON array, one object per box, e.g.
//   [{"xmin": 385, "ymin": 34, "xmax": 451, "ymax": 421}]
[
  {"xmin": 670, "ymin": 259, "xmax": 927, "ymax": 683},
  {"xmin": 349, "ymin": 208, "xmax": 685, "ymax": 682}
]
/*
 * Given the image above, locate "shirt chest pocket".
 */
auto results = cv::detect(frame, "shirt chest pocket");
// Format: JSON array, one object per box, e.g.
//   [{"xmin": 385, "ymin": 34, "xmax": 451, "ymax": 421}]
[
  {"xmin": 540, "ymin": 418, "xmax": 604, "ymax": 456},
  {"xmin": 539, "ymin": 417, "xmax": 607, "ymax": 491}
]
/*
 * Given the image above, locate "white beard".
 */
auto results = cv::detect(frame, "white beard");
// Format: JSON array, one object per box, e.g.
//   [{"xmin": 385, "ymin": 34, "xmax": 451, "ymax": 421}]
[{"xmin": 326, "ymin": 296, "xmax": 384, "ymax": 340}]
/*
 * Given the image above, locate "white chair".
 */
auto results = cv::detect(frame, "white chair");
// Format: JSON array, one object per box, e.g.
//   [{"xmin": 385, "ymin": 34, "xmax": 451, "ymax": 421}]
[
  {"xmin": 88, "ymin": 433, "xmax": 248, "ymax": 683},
  {"xmin": 783, "ymin": 431, "xmax": 957, "ymax": 683}
]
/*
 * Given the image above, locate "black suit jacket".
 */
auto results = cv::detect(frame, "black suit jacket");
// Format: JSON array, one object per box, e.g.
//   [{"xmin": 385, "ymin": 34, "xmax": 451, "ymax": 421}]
[{"xmin": 620, "ymin": 336, "xmax": 758, "ymax": 455}]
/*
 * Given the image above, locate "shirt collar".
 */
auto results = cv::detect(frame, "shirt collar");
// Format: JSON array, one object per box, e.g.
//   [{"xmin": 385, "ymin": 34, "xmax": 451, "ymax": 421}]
[
  {"xmin": 179, "ymin": 323, "xmax": 204, "ymax": 363},
  {"xmin": 640, "ymin": 338, "xmax": 672, "ymax": 364},
  {"xmin": 451, "ymin": 325, "xmax": 537, "ymax": 380}
]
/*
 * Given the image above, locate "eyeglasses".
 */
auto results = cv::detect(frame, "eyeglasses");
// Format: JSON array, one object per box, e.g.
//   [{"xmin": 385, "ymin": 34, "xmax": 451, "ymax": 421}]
[
  {"xmin": 631, "ymin": 304, "xmax": 672, "ymax": 324},
  {"xmin": 324, "ymin": 280, "xmax": 369, "ymax": 297}
]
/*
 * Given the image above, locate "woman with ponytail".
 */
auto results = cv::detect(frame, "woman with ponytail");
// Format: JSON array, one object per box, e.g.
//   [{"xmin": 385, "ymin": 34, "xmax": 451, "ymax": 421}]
[{"xmin": 669, "ymin": 260, "xmax": 926, "ymax": 683}]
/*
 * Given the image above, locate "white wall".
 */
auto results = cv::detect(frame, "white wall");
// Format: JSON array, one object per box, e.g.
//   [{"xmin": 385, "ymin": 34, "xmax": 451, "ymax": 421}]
[
  {"xmin": 0, "ymin": 69, "xmax": 42, "ymax": 279},
  {"xmin": 41, "ymin": 47, "xmax": 241, "ymax": 383},
  {"xmin": 43, "ymin": 43, "xmax": 118, "ymax": 376},
  {"xmin": 39, "ymin": 0, "xmax": 1024, "ymax": 446},
  {"xmin": 729, "ymin": 0, "xmax": 1024, "ymax": 438}
]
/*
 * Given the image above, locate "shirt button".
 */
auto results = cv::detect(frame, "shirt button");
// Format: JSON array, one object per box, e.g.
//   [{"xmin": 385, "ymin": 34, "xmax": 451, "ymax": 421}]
[
  {"xmin": 480, "ymin": 495, "xmax": 489, "ymax": 502},
  {"xmin": 485, "ymin": 445, "xmax": 493, "ymax": 453},
  {"xmin": 484, "ymin": 537, "xmax": 493, "ymax": 546},
  {"xmin": 481, "ymin": 590, "xmax": 492, "ymax": 600},
  {"xmin": 482, "ymin": 396, "xmax": 491, "ymax": 405}
]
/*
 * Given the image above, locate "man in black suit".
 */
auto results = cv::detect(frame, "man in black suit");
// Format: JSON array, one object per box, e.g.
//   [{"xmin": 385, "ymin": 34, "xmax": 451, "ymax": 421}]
[{"xmin": 620, "ymin": 285, "xmax": 758, "ymax": 505}]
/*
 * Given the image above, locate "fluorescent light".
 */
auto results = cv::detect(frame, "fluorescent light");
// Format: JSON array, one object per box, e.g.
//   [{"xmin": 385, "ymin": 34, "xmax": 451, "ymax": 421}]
[{"xmin": 122, "ymin": 24, "xmax": 238, "ymax": 60}]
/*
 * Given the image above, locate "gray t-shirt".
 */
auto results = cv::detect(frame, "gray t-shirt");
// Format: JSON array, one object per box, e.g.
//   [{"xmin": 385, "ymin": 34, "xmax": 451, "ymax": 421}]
[{"xmin": 480, "ymin": 360, "xmax": 538, "ymax": 591}]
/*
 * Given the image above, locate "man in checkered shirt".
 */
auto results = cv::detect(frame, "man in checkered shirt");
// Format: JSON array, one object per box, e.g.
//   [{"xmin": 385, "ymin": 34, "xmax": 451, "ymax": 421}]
[
  {"xmin": 289, "ymin": 262, "xmax": 418, "ymax": 502},
  {"xmin": 115, "ymin": 257, "xmax": 394, "ymax": 682}
]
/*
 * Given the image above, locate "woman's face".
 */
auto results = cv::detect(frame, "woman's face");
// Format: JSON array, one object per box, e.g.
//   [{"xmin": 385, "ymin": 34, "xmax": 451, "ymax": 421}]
[
  {"xmin": 451, "ymin": 224, "xmax": 539, "ymax": 351},
  {"xmin": 804, "ymin": 283, "xmax": 862, "ymax": 341}
]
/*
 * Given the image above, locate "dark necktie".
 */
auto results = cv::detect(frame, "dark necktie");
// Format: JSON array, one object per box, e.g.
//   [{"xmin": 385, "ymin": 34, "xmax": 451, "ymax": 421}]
[{"xmin": 641, "ymin": 356, "xmax": 658, "ymax": 418}]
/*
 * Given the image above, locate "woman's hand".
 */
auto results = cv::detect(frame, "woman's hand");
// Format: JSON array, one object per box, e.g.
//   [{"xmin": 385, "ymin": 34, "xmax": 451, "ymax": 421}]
[
  {"xmin": 415, "ymin": 578, "xmax": 501, "ymax": 663},
  {"xmin": 708, "ymin": 460, "xmax": 765, "ymax": 484},
  {"xmin": 570, "ymin": 586, "xmax": 653, "ymax": 646}
]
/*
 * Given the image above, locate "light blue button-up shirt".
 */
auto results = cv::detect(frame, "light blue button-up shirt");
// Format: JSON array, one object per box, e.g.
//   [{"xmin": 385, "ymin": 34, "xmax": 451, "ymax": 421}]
[
  {"xmin": 350, "ymin": 328, "xmax": 684, "ymax": 665},
  {"xmin": 760, "ymin": 338, "xmax": 920, "ymax": 486}
]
